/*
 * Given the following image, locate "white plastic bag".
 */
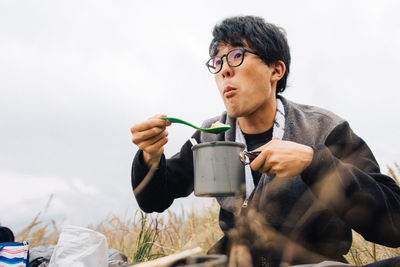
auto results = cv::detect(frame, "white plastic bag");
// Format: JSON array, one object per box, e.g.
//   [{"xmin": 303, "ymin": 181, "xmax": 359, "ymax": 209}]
[{"xmin": 48, "ymin": 225, "xmax": 108, "ymax": 267}]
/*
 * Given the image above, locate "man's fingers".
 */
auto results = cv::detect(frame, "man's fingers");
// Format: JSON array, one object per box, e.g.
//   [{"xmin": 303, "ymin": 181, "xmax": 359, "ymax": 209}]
[
  {"xmin": 266, "ymin": 166, "xmax": 276, "ymax": 177},
  {"xmin": 250, "ymin": 149, "xmax": 272, "ymax": 172},
  {"xmin": 131, "ymin": 116, "xmax": 168, "ymax": 133},
  {"xmin": 130, "ymin": 115, "xmax": 171, "ymax": 167},
  {"xmin": 144, "ymin": 134, "xmax": 168, "ymax": 155},
  {"xmin": 132, "ymin": 126, "xmax": 166, "ymax": 144},
  {"xmin": 159, "ymin": 114, "xmax": 172, "ymax": 126},
  {"xmin": 250, "ymin": 152, "xmax": 267, "ymax": 172},
  {"xmin": 131, "ymin": 120, "xmax": 167, "ymax": 134},
  {"xmin": 137, "ymin": 131, "xmax": 168, "ymax": 151},
  {"xmin": 257, "ymin": 162, "xmax": 273, "ymax": 175}
]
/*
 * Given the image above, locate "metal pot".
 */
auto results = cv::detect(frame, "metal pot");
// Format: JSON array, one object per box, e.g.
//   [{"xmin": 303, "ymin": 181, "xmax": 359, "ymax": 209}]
[{"xmin": 191, "ymin": 141, "xmax": 246, "ymax": 197}]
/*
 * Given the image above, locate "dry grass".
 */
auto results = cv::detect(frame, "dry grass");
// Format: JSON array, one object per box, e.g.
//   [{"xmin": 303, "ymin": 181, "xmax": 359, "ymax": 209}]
[
  {"xmin": 89, "ymin": 205, "xmax": 223, "ymax": 262},
  {"xmin": 15, "ymin": 199, "xmax": 223, "ymax": 263},
  {"xmin": 345, "ymin": 231, "xmax": 400, "ymax": 266},
  {"xmin": 14, "ymin": 164, "xmax": 400, "ymax": 265},
  {"xmin": 387, "ymin": 163, "xmax": 400, "ymax": 186}
]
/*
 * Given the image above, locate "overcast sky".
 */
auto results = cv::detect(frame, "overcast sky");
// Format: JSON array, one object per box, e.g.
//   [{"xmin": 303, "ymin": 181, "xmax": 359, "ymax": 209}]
[{"xmin": 1, "ymin": 0, "xmax": 400, "ymax": 232}]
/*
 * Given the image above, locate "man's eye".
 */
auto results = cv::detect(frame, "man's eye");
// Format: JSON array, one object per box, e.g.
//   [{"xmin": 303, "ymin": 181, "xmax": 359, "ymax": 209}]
[
  {"xmin": 228, "ymin": 50, "xmax": 243, "ymax": 62},
  {"xmin": 233, "ymin": 52, "xmax": 242, "ymax": 59}
]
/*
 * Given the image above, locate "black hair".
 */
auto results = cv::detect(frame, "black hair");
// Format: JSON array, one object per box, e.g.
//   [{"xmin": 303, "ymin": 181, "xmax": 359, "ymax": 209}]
[{"xmin": 209, "ymin": 16, "xmax": 291, "ymax": 94}]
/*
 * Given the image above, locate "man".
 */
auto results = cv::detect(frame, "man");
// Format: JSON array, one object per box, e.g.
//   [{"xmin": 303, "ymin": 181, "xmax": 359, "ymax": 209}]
[{"xmin": 130, "ymin": 16, "xmax": 400, "ymax": 266}]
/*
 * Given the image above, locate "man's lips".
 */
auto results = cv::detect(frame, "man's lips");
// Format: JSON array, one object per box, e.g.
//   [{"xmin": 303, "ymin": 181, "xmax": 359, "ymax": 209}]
[{"xmin": 223, "ymin": 86, "xmax": 237, "ymax": 97}]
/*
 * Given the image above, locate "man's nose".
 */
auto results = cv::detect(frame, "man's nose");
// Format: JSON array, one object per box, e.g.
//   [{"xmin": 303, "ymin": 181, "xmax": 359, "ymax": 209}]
[{"xmin": 219, "ymin": 58, "xmax": 233, "ymax": 78}]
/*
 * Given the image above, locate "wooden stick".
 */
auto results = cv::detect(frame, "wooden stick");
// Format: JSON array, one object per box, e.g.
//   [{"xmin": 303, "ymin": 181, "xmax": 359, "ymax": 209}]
[
  {"xmin": 133, "ymin": 163, "xmax": 159, "ymax": 196},
  {"xmin": 128, "ymin": 247, "xmax": 202, "ymax": 267}
]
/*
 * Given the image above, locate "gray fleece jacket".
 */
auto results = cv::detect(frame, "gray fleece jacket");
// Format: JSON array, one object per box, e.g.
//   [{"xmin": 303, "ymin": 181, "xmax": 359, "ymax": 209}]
[{"xmin": 131, "ymin": 96, "xmax": 400, "ymax": 266}]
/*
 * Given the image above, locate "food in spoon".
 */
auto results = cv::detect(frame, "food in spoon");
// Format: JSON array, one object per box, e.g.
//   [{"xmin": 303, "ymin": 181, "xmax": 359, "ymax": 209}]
[{"xmin": 210, "ymin": 121, "xmax": 230, "ymax": 129}]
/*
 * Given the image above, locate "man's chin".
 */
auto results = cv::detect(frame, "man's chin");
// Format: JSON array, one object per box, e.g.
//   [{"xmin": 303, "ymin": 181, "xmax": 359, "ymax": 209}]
[{"xmin": 226, "ymin": 109, "xmax": 241, "ymax": 119}]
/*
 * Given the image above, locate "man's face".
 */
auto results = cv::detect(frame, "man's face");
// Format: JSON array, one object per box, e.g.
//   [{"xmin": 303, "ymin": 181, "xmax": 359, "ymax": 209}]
[{"xmin": 214, "ymin": 42, "xmax": 277, "ymax": 119}]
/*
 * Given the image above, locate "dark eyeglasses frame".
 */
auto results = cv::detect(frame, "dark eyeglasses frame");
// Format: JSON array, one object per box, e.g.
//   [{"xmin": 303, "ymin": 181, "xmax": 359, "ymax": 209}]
[{"xmin": 206, "ymin": 48, "xmax": 258, "ymax": 74}]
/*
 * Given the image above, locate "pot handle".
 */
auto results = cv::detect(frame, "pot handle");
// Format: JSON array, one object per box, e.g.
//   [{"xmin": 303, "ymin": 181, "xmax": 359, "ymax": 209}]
[{"xmin": 240, "ymin": 150, "xmax": 262, "ymax": 165}]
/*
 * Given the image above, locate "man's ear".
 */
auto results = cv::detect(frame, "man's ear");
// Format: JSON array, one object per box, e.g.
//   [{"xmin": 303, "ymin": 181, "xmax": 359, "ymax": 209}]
[{"xmin": 271, "ymin": 60, "xmax": 286, "ymax": 82}]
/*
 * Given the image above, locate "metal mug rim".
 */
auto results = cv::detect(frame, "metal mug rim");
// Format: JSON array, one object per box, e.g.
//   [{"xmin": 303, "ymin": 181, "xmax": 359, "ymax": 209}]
[{"xmin": 191, "ymin": 141, "xmax": 245, "ymax": 151}]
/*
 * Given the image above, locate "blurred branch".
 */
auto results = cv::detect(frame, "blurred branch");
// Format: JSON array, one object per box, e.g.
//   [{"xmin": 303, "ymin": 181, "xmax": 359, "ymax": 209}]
[{"xmin": 133, "ymin": 163, "xmax": 159, "ymax": 196}]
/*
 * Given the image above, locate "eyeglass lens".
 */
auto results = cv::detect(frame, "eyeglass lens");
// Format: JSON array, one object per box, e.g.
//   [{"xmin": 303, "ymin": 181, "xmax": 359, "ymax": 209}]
[
  {"xmin": 208, "ymin": 49, "xmax": 244, "ymax": 74},
  {"xmin": 227, "ymin": 49, "xmax": 244, "ymax": 67}
]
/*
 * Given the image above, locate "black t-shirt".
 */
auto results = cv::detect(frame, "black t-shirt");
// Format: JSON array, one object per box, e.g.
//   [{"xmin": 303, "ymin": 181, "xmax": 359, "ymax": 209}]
[{"xmin": 243, "ymin": 128, "xmax": 273, "ymax": 186}]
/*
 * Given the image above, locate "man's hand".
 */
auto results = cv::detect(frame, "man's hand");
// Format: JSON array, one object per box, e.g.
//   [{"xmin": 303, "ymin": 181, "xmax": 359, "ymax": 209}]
[
  {"xmin": 250, "ymin": 137, "xmax": 314, "ymax": 179},
  {"xmin": 130, "ymin": 115, "xmax": 171, "ymax": 168}
]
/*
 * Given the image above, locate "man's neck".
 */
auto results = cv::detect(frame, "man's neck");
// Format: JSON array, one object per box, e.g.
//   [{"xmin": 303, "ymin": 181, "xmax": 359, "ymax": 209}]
[{"xmin": 237, "ymin": 99, "xmax": 277, "ymax": 134}]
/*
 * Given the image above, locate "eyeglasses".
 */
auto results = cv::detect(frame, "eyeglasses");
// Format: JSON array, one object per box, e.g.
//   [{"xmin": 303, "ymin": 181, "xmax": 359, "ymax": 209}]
[{"xmin": 206, "ymin": 48, "xmax": 258, "ymax": 74}]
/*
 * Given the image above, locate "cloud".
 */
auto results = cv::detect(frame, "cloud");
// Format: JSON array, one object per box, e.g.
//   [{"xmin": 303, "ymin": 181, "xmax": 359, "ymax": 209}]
[{"xmin": 1, "ymin": 0, "xmax": 400, "ymax": 232}]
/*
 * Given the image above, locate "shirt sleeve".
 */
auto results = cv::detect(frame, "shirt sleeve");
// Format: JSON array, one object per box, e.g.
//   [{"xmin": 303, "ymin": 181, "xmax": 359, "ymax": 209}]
[
  {"xmin": 131, "ymin": 131, "xmax": 201, "ymax": 213},
  {"xmin": 301, "ymin": 121, "xmax": 400, "ymax": 247}
]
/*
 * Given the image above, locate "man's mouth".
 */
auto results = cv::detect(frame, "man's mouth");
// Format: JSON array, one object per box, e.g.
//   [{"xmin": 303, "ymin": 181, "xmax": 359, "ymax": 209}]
[{"xmin": 223, "ymin": 86, "xmax": 237, "ymax": 98}]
